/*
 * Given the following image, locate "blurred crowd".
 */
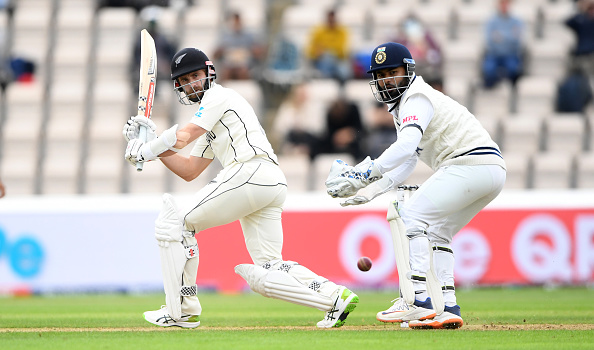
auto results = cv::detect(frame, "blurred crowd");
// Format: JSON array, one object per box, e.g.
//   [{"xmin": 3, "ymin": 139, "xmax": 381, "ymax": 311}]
[{"xmin": 1, "ymin": 0, "xmax": 593, "ymax": 195}]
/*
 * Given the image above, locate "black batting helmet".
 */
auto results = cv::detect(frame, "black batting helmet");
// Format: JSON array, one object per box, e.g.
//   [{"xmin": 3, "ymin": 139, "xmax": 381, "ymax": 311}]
[
  {"xmin": 171, "ymin": 48, "xmax": 216, "ymax": 105},
  {"xmin": 170, "ymin": 48, "xmax": 216, "ymax": 81}
]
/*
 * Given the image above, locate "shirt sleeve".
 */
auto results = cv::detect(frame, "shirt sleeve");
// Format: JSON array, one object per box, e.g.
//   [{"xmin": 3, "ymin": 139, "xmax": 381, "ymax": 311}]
[
  {"xmin": 189, "ymin": 133, "xmax": 214, "ymax": 159},
  {"xmin": 189, "ymin": 87, "xmax": 228, "ymax": 131},
  {"xmin": 374, "ymin": 93, "xmax": 434, "ymax": 173}
]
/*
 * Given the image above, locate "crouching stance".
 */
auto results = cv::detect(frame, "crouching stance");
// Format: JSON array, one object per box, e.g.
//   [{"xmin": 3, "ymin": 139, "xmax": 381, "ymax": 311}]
[
  {"xmin": 326, "ymin": 42, "xmax": 506, "ymax": 329},
  {"xmin": 124, "ymin": 47, "xmax": 357, "ymax": 328}
]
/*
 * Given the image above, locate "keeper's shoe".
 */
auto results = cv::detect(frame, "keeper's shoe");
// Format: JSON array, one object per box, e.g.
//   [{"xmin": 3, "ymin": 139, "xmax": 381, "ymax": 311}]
[
  {"xmin": 143, "ymin": 306, "xmax": 200, "ymax": 328},
  {"xmin": 376, "ymin": 297, "xmax": 436, "ymax": 323},
  {"xmin": 317, "ymin": 287, "xmax": 359, "ymax": 328},
  {"xmin": 409, "ymin": 305, "xmax": 464, "ymax": 329}
]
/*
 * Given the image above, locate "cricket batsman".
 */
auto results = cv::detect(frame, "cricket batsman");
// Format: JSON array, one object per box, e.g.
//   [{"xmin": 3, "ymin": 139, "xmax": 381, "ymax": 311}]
[
  {"xmin": 325, "ymin": 42, "xmax": 506, "ymax": 329},
  {"xmin": 123, "ymin": 48, "xmax": 358, "ymax": 328}
]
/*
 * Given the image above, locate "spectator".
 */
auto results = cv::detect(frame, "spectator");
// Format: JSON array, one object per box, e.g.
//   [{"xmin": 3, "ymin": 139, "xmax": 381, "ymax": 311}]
[
  {"xmin": 213, "ymin": 12, "xmax": 266, "ymax": 81},
  {"xmin": 131, "ymin": 6, "xmax": 178, "ymax": 93},
  {"xmin": 481, "ymin": 0, "xmax": 525, "ymax": 89},
  {"xmin": 261, "ymin": 31, "xmax": 305, "ymax": 88},
  {"xmin": 565, "ymin": 0, "xmax": 594, "ymax": 76},
  {"xmin": 306, "ymin": 9, "xmax": 352, "ymax": 85},
  {"xmin": 364, "ymin": 101, "xmax": 397, "ymax": 159},
  {"xmin": 555, "ymin": 64, "xmax": 593, "ymax": 113},
  {"xmin": 319, "ymin": 96, "xmax": 365, "ymax": 161},
  {"xmin": 392, "ymin": 14, "xmax": 443, "ymax": 91},
  {"xmin": 272, "ymin": 83, "xmax": 323, "ymax": 160}
]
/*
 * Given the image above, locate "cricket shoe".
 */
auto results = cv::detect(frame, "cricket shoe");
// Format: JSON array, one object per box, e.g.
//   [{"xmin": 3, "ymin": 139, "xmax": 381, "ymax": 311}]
[
  {"xmin": 409, "ymin": 305, "xmax": 464, "ymax": 329},
  {"xmin": 143, "ymin": 306, "xmax": 200, "ymax": 328},
  {"xmin": 317, "ymin": 287, "xmax": 359, "ymax": 328},
  {"xmin": 376, "ymin": 297, "xmax": 436, "ymax": 323}
]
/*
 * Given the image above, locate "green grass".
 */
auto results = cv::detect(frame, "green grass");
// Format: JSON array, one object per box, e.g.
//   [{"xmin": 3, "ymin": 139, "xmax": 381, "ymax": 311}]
[{"xmin": 1, "ymin": 287, "xmax": 593, "ymax": 349}]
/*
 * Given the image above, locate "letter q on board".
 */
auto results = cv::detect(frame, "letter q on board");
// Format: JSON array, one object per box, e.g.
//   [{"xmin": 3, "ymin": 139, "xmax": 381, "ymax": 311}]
[
  {"xmin": 512, "ymin": 214, "xmax": 572, "ymax": 283},
  {"xmin": 339, "ymin": 215, "xmax": 395, "ymax": 284}
]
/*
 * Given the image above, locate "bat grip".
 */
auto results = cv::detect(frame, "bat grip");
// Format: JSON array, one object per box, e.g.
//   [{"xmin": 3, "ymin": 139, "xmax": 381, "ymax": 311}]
[{"xmin": 136, "ymin": 125, "xmax": 148, "ymax": 171}]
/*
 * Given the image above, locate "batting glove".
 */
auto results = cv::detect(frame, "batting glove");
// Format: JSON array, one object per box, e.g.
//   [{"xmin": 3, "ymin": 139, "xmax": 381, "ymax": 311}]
[
  {"xmin": 325, "ymin": 156, "xmax": 383, "ymax": 198},
  {"xmin": 123, "ymin": 115, "xmax": 157, "ymax": 142}
]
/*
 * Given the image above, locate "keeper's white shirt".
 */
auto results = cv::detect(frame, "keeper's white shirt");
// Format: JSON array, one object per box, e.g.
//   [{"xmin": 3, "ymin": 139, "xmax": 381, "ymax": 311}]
[
  {"xmin": 375, "ymin": 75, "xmax": 505, "ymax": 183},
  {"xmin": 189, "ymin": 83, "xmax": 278, "ymax": 167}
]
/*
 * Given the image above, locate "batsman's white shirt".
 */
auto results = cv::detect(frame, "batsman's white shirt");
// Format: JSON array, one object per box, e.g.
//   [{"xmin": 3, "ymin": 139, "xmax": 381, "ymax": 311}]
[
  {"xmin": 180, "ymin": 83, "xmax": 288, "ymax": 265},
  {"xmin": 189, "ymin": 83, "xmax": 278, "ymax": 167}
]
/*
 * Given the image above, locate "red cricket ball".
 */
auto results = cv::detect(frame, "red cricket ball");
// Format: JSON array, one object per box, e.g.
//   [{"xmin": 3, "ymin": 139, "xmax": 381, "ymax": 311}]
[{"xmin": 357, "ymin": 256, "xmax": 373, "ymax": 272}]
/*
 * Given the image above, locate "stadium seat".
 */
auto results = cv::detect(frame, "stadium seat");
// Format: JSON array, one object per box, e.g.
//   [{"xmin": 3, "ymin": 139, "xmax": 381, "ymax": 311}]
[
  {"xmin": 499, "ymin": 116, "xmax": 544, "ymax": 155},
  {"xmin": 544, "ymin": 114, "xmax": 586, "ymax": 154},
  {"xmin": 525, "ymin": 40, "xmax": 571, "ymax": 82},
  {"xmin": 471, "ymin": 81, "xmax": 513, "ymax": 116},
  {"xmin": 574, "ymin": 152, "xmax": 594, "ymax": 188},
  {"xmin": 278, "ymin": 154, "xmax": 311, "ymax": 192},
  {"xmin": 95, "ymin": 7, "xmax": 136, "ymax": 83},
  {"xmin": 515, "ymin": 76, "xmax": 557, "ymax": 116},
  {"xmin": 531, "ymin": 151, "xmax": 573, "ymax": 189},
  {"xmin": 501, "ymin": 152, "xmax": 530, "ymax": 189}
]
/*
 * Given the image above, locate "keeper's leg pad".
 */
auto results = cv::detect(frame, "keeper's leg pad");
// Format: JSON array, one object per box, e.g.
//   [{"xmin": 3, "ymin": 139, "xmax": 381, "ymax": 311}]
[
  {"xmin": 427, "ymin": 246, "xmax": 445, "ymax": 315},
  {"xmin": 387, "ymin": 200, "xmax": 415, "ymax": 305},
  {"xmin": 235, "ymin": 263, "xmax": 334, "ymax": 311},
  {"xmin": 155, "ymin": 194, "xmax": 199, "ymax": 320}
]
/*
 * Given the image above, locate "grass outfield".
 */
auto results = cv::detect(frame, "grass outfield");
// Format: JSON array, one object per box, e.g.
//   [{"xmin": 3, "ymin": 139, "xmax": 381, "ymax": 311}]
[{"xmin": 1, "ymin": 287, "xmax": 593, "ymax": 349}]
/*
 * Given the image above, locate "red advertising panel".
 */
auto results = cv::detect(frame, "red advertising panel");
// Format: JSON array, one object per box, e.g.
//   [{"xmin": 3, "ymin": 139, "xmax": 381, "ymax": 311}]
[{"xmin": 195, "ymin": 209, "xmax": 594, "ymax": 292}]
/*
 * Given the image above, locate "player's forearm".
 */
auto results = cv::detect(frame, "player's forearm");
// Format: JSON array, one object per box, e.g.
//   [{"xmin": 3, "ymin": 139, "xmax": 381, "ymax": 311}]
[{"xmin": 161, "ymin": 154, "xmax": 212, "ymax": 182}]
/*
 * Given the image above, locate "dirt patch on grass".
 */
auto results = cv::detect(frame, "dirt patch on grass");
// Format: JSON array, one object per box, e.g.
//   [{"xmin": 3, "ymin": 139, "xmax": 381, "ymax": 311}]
[{"xmin": 2, "ymin": 324, "xmax": 594, "ymax": 333}]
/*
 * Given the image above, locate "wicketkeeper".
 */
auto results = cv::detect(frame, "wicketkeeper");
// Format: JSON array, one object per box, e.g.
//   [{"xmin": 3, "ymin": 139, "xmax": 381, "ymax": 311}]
[
  {"xmin": 123, "ymin": 48, "xmax": 358, "ymax": 328},
  {"xmin": 325, "ymin": 42, "xmax": 506, "ymax": 329}
]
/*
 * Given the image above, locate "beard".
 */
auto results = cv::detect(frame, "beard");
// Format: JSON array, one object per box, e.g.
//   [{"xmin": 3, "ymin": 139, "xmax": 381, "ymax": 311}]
[{"xmin": 380, "ymin": 77, "xmax": 409, "ymax": 102}]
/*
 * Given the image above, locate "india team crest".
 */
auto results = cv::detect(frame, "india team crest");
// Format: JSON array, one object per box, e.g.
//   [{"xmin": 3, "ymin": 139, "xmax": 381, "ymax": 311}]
[{"xmin": 375, "ymin": 48, "xmax": 386, "ymax": 64}]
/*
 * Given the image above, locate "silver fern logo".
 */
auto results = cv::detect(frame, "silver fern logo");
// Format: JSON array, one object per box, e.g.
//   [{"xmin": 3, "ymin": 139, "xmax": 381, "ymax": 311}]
[{"xmin": 175, "ymin": 53, "xmax": 187, "ymax": 66}]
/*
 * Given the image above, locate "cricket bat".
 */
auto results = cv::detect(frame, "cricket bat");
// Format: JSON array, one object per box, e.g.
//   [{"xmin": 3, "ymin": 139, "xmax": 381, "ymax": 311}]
[{"xmin": 136, "ymin": 29, "xmax": 157, "ymax": 171}]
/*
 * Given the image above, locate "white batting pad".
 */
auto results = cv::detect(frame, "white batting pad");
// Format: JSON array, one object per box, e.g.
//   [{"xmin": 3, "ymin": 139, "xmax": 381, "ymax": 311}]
[
  {"xmin": 155, "ymin": 193, "xmax": 199, "ymax": 320},
  {"xmin": 387, "ymin": 201, "xmax": 415, "ymax": 305},
  {"xmin": 427, "ymin": 251, "xmax": 445, "ymax": 315},
  {"xmin": 235, "ymin": 264, "xmax": 334, "ymax": 311},
  {"xmin": 155, "ymin": 193, "xmax": 183, "ymax": 242},
  {"xmin": 158, "ymin": 240, "xmax": 186, "ymax": 320},
  {"xmin": 387, "ymin": 199, "xmax": 445, "ymax": 313}
]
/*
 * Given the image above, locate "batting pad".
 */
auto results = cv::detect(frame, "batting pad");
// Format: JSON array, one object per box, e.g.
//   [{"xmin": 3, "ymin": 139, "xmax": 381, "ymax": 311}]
[
  {"xmin": 387, "ymin": 200, "xmax": 415, "ymax": 305},
  {"xmin": 387, "ymin": 200, "xmax": 445, "ymax": 313},
  {"xmin": 155, "ymin": 193, "xmax": 198, "ymax": 320},
  {"xmin": 428, "ymin": 249, "xmax": 445, "ymax": 315},
  {"xmin": 235, "ymin": 264, "xmax": 334, "ymax": 311},
  {"xmin": 158, "ymin": 240, "xmax": 187, "ymax": 320}
]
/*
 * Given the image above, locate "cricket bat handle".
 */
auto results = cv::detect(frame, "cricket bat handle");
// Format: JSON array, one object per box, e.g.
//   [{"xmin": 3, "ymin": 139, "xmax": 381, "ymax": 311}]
[{"xmin": 136, "ymin": 124, "xmax": 147, "ymax": 171}]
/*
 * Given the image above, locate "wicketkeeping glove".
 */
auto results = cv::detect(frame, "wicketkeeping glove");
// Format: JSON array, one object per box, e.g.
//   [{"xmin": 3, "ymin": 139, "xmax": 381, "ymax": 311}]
[
  {"xmin": 325, "ymin": 156, "xmax": 383, "ymax": 198},
  {"xmin": 340, "ymin": 175, "xmax": 395, "ymax": 206}
]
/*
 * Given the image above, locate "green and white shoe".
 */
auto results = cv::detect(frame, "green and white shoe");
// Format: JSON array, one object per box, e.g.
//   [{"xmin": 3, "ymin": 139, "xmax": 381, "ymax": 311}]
[
  {"xmin": 317, "ymin": 287, "xmax": 359, "ymax": 328},
  {"xmin": 143, "ymin": 306, "xmax": 200, "ymax": 328}
]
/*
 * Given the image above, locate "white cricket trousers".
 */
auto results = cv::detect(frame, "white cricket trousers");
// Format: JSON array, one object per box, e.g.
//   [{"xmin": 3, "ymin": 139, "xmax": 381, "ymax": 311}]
[
  {"xmin": 181, "ymin": 157, "xmax": 287, "ymax": 266},
  {"xmin": 400, "ymin": 164, "xmax": 506, "ymax": 298}
]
